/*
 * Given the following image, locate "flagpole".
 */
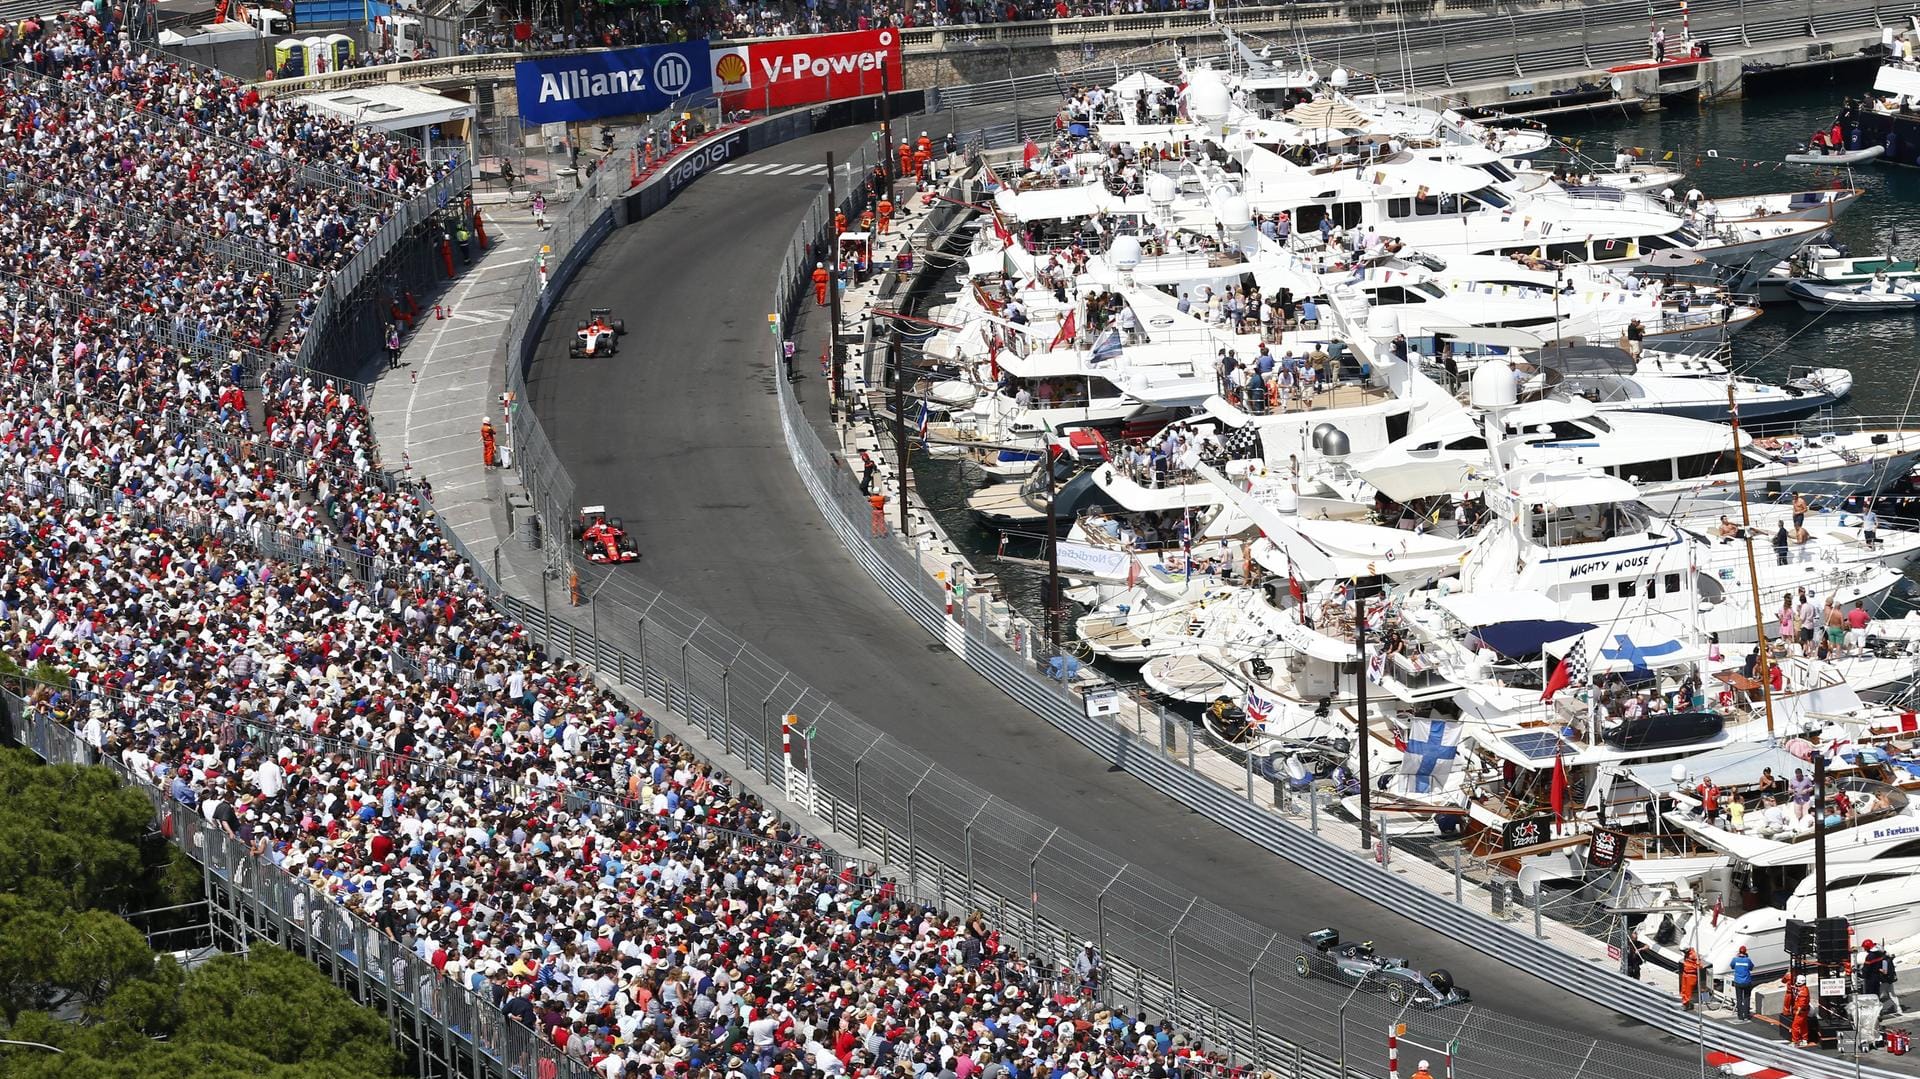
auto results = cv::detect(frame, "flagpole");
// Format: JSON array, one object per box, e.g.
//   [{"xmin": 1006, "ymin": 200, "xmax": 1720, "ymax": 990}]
[
  {"xmin": 1355, "ymin": 578, "xmax": 1372, "ymax": 852},
  {"xmin": 893, "ymin": 328, "xmax": 910, "ymax": 538},
  {"xmin": 1726, "ymin": 381, "xmax": 1777, "ymax": 737}
]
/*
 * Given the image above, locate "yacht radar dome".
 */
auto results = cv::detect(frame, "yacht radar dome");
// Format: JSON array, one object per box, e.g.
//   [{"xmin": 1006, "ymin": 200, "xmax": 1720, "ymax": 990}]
[
  {"xmin": 1470, "ymin": 360, "xmax": 1519, "ymax": 410},
  {"xmin": 1110, "ymin": 234, "xmax": 1144, "ymax": 271},
  {"xmin": 1189, "ymin": 73, "xmax": 1230, "ymax": 125}
]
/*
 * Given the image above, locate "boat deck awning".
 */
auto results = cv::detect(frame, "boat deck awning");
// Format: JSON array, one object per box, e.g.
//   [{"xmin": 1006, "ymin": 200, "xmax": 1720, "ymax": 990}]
[
  {"xmin": 1619, "ymin": 741, "xmax": 1809, "ymax": 795},
  {"xmin": 1436, "ymin": 591, "xmax": 1561, "ymax": 627}
]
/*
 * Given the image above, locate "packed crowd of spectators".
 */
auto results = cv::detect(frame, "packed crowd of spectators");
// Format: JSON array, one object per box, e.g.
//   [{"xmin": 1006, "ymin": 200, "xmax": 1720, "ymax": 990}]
[{"xmin": 0, "ymin": 12, "xmax": 1250, "ymax": 1079}]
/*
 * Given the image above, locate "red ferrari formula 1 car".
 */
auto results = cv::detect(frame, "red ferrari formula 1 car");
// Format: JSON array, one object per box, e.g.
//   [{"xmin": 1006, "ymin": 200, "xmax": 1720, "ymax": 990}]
[
  {"xmin": 570, "ymin": 308, "xmax": 626, "ymax": 357},
  {"xmin": 576, "ymin": 506, "xmax": 640, "ymax": 563}
]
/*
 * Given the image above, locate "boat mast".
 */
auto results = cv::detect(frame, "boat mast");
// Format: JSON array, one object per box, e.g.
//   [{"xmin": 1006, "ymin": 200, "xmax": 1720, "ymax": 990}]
[{"xmin": 1725, "ymin": 381, "xmax": 1778, "ymax": 736}]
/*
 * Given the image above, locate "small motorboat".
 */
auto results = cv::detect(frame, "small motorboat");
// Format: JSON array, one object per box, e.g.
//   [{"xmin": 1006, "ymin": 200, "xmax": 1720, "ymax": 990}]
[
  {"xmin": 1753, "ymin": 245, "xmax": 1920, "ymax": 304},
  {"xmin": 1787, "ymin": 276, "xmax": 1920, "ymax": 312},
  {"xmin": 1587, "ymin": 164, "xmax": 1686, "ymax": 190},
  {"xmin": 1783, "ymin": 143, "xmax": 1886, "ymax": 165}
]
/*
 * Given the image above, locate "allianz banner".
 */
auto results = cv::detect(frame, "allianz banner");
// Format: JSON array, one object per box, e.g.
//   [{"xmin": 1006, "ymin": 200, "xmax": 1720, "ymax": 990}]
[
  {"xmin": 516, "ymin": 41, "xmax": 712, "ymax": 125},
  {"xmin": 708, "ymin": 29, "xmax": 901, "ymax": 112}
]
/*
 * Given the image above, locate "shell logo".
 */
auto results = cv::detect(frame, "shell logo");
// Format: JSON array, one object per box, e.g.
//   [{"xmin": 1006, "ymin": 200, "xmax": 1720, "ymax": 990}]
[{"xmin": 714, "ymin": 52, "xmax": 748, "ymax": 85}]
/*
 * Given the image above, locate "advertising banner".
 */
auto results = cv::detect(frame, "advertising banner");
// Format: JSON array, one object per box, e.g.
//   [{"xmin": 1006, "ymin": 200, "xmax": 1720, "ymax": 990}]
[
  {"xmin": 709, "ymin": 28, "xmax": 901, "ymax": 111},
  {"xmin": 516, "ymin": 41, "xmax": 712, "ymax": 125},
  {"xmin": 1054, "ymin": 540, "xmax": 1132, "ymax": 581}
]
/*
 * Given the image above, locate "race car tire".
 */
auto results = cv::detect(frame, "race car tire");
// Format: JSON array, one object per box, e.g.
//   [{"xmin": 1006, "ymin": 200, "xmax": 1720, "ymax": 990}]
[
  {"xmin": 612, "ymin": 318, "xmax": 626, "ymax": 334},
  {"xmin": 1385, "ymin": 984, "xmax": 1406, "ymax": 1006},
  {"xmin": 1293, "ymin": 956, "xmax": 1310, "ymax": 977},
  {"xmin": 1428, "ymin": 969, "xmax": 1454, "ymax": 995}
]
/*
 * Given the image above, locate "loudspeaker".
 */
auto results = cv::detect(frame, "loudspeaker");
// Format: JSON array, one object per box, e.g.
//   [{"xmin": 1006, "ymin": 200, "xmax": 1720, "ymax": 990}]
[
  {"xmin": 1785, "ymin": 919, "xmax": 1813, "ymax": 954},
  {"xmin": 1816, "ymin": 917, "xmax": 1851, "ymax": 963}
]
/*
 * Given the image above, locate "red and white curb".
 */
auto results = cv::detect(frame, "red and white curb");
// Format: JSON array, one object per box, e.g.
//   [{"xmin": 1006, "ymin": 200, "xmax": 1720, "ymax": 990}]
[{"xmin": 1705, "ymin": 1050, "xmax": 1805, "ymax": 1079}]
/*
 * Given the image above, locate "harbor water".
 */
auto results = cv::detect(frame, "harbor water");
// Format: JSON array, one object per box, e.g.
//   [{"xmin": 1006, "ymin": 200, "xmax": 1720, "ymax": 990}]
[{"xmin": 917, "ymin": 80, "xmax": 1920, "ymax": 632}]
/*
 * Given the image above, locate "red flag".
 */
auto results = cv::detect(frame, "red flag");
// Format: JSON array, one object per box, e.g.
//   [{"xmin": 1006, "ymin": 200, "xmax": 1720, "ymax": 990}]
[
  {"xmin": 1049, "ymin": 309, "xmax": 1077, "ymax": 351},
  {"xmin": 1549, "ymin": 752, "xmax": 1568, "ymax": 825},
  {"xmin": 1288, "ymin": 575, "xmax": 1306, "ymax": 607},
  {"xmin": 1541, "ymin": 655, "xmax": 1572, "ymax": 701},
  {"xmin": 1022, "ymin": 139, "xmax": 1040, "ymax": 169}
]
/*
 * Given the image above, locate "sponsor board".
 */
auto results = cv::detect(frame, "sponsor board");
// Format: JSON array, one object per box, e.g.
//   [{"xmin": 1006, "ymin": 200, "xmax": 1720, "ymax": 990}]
[
  {"xmin": 664, "ymin": 130, "xmax": 748, "ymax": 198},
  {"xmin": 1054, "ymin": 540, "xmax": 1131, "ymax": 580},
  {"xmin": 516, "ymin": 41, "xmax": 712, "ymax": 125},
  {"xmin": 709, "ymin": 29, "xmax": 900, "ymax": 111}
]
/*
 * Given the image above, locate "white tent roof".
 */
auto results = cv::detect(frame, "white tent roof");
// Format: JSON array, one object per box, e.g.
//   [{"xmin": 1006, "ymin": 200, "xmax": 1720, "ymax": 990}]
[
  {"xmin": 295, "ymin": 84, "xmax": 473, "ymax": 133},
  {"xmin": 1113, "ymin": 70, "xmax": 1173, "ymax": 95}
]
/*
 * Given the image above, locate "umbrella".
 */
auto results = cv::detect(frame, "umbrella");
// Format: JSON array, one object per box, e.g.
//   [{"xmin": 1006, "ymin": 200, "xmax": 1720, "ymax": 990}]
[
  {"xmin": 1113, "ymin": 71, "xmax": 1172, "ymax": 95},
  {"xmin": 1287, "ymin": 100, "xmax": 1372, "ymax": 130}
]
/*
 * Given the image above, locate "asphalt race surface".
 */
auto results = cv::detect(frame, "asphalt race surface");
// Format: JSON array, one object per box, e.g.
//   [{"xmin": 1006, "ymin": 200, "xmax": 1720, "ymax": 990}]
[{"xmin": 522, "ymin": 120, "xmax": 1692, "ymax": 1062}]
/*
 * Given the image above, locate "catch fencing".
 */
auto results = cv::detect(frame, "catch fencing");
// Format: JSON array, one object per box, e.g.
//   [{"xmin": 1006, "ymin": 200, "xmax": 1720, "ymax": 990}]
[{"xmin": 425, "ymin": 110, "xmax": 1884, "ymax": 1079}]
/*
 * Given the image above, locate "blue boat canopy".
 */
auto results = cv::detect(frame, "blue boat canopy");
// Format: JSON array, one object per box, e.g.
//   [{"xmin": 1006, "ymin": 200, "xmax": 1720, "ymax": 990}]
[{"xmin": 1476, "ymin": 619, "xmax": 1596, "ymax": 658}]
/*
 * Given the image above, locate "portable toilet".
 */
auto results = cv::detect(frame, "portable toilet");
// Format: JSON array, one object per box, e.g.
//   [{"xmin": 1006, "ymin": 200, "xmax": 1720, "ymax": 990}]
[
  {"xmin": 302, "ymin": 35, "xmax": 329, "ymax": 74},
  {"xmin": 324, "ymin": 32, "xmax": 354, "ymax": 71},
  {"xmin": 274, "ymin": 37, "xmax": 305, "ymax": 77}
]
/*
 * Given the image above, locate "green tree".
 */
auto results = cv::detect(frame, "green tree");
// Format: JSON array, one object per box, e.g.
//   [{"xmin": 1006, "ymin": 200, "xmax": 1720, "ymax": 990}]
[
  {"xmin": 175, "ymin": 946, "xmax": 400, "ymax": 1075},
  {"xmin": 0, "ymin": 899, "xmax": 63, "ymax": 1023},
  {"xmin": 0, "ymin": 749, "xmax": 154, "ymax": 913},
  {"xmin": 51, "ymin": 911, "xmax": 162, "ymax": 1014}
]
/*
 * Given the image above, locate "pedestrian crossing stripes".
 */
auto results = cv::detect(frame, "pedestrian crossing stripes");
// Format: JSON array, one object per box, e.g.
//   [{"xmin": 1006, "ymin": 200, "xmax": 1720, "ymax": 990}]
[{"xmin": 713, "ymin": 162, "xmax": 832, "ymax": 176}]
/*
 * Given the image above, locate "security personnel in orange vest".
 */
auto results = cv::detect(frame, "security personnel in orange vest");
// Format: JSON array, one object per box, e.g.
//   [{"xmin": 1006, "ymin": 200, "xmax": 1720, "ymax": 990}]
[
  {"xmin": 480, "ymin": 419, "xmax": 498, "ymax": 468},
  {"xmin": 898, "ymin": 139, "xmax": 913, "ymax": 179},
  {"xmin": 1790, "ymin": 978, "xmax": 1814, "ymax": 1046},
  {"xmin": 913, "ymin": 144, "xmax": 932, "ymax": 180},
  {"xmin": 833, "ymin": 211, "xmax": 847, "ymax": 236},
  {"xmin": 1679, "ymin": 948, "xmax": 1701, "ymax": 1010},
  {"xmin": 812, "ymin": 262, "xmax": 831, "ymax": 306},
  {"xmin": 917, "ymin": 131, "xmax": 932, "ymax": 155},
  {"xmin": 859, "ymin": 207, "xmax": 875, "ymax": 232},
  {"xmin": 1409, "ymin": 1061, "xmax": 1435, "ymax": 1079},
  {"xmin": 876, "ymin": 197, "xmax": 893, "ymax": 234}
]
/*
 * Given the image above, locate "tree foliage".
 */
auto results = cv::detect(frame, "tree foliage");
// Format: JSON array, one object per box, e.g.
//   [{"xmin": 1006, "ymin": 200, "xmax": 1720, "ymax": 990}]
[
  {"xmin": 0, "ymin": 749, "xmax": 403, "ymax": 1079},
  {"xmin": 0, "ymin": 748, "xmax": 155, "ymax": 913}
]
